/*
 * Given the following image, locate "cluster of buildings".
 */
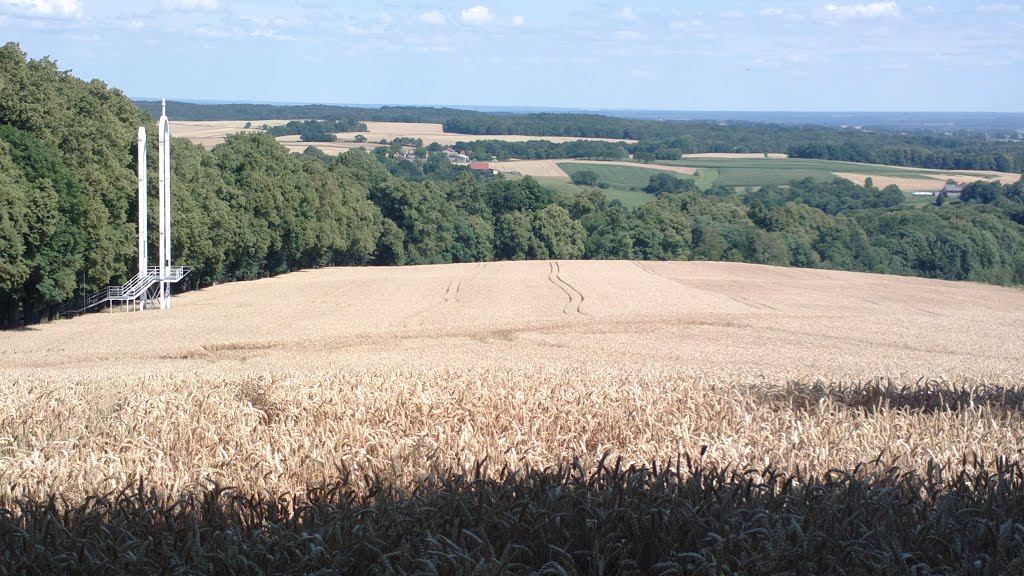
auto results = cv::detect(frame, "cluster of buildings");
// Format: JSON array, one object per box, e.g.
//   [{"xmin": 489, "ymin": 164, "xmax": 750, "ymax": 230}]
[
  {"xmin": 940, "ymin": 183, "xmax": 965, "ymax": 198},
  {"xmin": 910, "ymin": 183, "xmax": 965, "ymax": 198},
  {"xmin": 443, "ymin": 148, "xmax": 470, "ymax": 164},
  {"xmin": 392, "ymin": 146, "xmax": 499, "ymax": 175},
  {"xmin": 443, "ymin": 148, "xmax": 499, "ymax": 174}
]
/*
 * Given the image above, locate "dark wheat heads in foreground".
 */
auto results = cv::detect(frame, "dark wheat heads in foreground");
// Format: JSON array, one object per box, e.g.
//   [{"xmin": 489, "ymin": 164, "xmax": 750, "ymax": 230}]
[{"xmin": 2, "ymin": 454, "xmax": 1024, "ymax": 575}]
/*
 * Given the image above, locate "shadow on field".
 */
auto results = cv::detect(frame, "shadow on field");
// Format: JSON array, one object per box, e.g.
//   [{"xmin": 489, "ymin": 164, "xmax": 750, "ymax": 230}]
[
  {"xmin": 755, "ymin": 379, "xmax": 1024, "ymax": 415},
  {"xmin": 3, "ymin": 455, "xmax": 1024, "ymax": 574}
]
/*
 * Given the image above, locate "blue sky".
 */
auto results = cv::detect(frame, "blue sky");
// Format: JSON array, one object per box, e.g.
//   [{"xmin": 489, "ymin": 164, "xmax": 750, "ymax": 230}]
[{"xmin": 2, "ymin": 0, "xmax": 1022, "ymax": 111}]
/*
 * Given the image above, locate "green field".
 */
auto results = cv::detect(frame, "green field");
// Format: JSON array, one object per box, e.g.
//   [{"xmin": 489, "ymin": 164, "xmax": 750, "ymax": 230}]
[
  {"xmin": 535, "ymin": 176, "xmax": 655, "ymax": 208},
  {"xmin": 551, "ymin": 162, "xmax": 705, "ymax": 208},
  {"xmin": 656, "ymin": 157, "xmax": 991, "ymax": 188},
  {"xmin": 528, "ymin": 157, "xmax": 1005, "ymax": 209},
  {"xmin": 557, "ymin": 162, "xmax": 697, "ymax": 190}
]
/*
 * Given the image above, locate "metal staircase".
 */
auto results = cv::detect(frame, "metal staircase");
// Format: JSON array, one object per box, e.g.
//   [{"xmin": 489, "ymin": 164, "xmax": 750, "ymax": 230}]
[{"xmin": 65, "ymin": 266, "xmax": 192, "ymax": 316}]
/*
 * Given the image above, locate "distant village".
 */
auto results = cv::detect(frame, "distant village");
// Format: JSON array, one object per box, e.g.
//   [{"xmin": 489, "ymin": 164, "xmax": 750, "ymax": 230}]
[{"xmin": 393, "ymin": 145, "xmax": 500, "ymax": 175}]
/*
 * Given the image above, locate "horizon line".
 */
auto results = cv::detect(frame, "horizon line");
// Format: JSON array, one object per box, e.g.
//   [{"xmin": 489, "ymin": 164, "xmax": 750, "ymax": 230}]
[{"xmin": 129, "ymin": 98, "xmax": 1024, "ymax": 116}]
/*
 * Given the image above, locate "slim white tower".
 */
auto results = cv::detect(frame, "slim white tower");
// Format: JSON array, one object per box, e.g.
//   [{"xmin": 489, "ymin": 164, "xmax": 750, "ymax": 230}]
[
  {"xmin": 137, "ymin": 127, "xmax": 148, "ymax": 311},
  {"xmin": 158, "ymin": 99, "xmax": 172, "ymax": 309}
]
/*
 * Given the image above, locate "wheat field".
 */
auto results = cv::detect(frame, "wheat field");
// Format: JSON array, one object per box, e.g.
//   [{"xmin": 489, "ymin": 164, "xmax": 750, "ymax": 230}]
[
  {"xmin": 170, "ymin": 120, "xmax": 636, "ymax": 152},
  {"xmin": 2, "ymin": 260, "xmax": 1024, "ymax": 503}
]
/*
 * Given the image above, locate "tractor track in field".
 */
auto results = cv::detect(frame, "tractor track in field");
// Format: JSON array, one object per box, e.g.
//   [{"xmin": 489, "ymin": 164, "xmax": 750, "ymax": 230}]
[
  {"xmin": 548, "ymin": 261, "xmax": 586, "ymax": 315},
  {"xmin": 404, "ymin": 264, "xmax": 486, "ymax": 327},
  {"xmin": 443, "ymin": 279, "xmax": 458, "ymax": 303},
  {"xmin": 556, "ymin": 261, "xmax": 587, "ymax": 315},
  {"xmin": 444, "ymin": 262, "xmax": 486, "ymax": 305}
]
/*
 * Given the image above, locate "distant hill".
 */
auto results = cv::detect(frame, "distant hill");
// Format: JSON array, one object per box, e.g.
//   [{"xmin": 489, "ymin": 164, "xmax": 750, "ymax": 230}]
[
  {"xmin": 133, "ymin": 100, "xmax": 495, "ymax": 124},
  {"xmin": 134, "ymin": 100, "xmax": 1024, "ymax": 134}
]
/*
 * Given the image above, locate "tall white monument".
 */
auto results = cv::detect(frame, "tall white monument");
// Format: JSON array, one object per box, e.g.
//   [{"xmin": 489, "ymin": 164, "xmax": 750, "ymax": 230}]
[
  {"xmin": 134, "ymin": 98, "xmax": 177, "ymax": 312},
  {"xmin": 157, "ymin": 98, "xmax": 172, "ymax": 309},
  {"xmin": 137, "ymin": 126, "xmax": 148, "ymax": 310}
]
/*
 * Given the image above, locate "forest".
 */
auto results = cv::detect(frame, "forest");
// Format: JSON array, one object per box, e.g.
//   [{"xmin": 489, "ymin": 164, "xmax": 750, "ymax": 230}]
[
  {"xmin": 3, "ymin": 42, "xmax": 1024, "ymax": 327},
  {"xmin": 134, "ymin": 100, "xmax": 487, "ymax": 124},
  {"xmin": 264, "ymin": 119, "xmax": 367, "ymax": 142}
]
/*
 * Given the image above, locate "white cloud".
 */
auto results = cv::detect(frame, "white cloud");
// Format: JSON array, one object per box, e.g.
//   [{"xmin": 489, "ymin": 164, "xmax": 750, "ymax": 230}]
[
  {"xmin": 511, "ymin": 14, "xmax": 524, "ymax": 26},
  {"xmin": 194, "ymin": 25, "xmax": 231, "ymax": 37},
  {"xmin": 244, "ymin": 15, "xmax": 305, "ymax": 29},
  {"xmin": 760, "ymin": 7, "xmax": 785, "ymax": 16},
  {"xmin": 0, "ymin": 0, "xmax": 82, "ymax": 18},
  {"xmin": 669, "ymin": 18, "xmax": 704, "ymax": 31},
  {"xmin": 128, "ymin": 18, "xmax": 144, "ymax": 29},
  {"xmin": 161, "ymin": 0, "xmax": 219, "ymax": 11},
  {"xmin": 614, "ymin": 29, "xmax": 646, "ymax": 41},
  {"xmin": 420, "ymin": 10, "xmax": 445, "ymax": 25},
  {"xmin": 621, "ymin": 6, "xmax": 635, "ymax": 19},
  {"xmin": 824, "ymin": 2, "xmax": 900, "ymax": 18},
  {"xmin": 460, "ymin": 5, "xmax": 493, "ymax": 25},
  {"xmin": 250, "ymin": 29, "xmax": 290, "ymax": 40},
  {"xmin": 977, "ymin": 3, "xmax": 1021, "ymax": 12}
]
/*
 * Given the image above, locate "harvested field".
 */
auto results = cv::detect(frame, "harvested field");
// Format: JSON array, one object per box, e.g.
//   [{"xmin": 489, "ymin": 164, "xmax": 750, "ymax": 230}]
[
  {"xmin": 491, "ymin": 159, "xmax": 570, "ymax": 177},
  {"xmin": 274, "ymin": 134, "xmax": 376, "ymax": 154},
  {"xmin": 169, "ymin": 120, "xmax": 290, "ymax": 149},
  {"xmin": 172, "ymin": 120, "xmax": 635, "ymax": 151},
  {"xmin": 341, "ymin": 121, "xmax": 637, "ymax": 146},
  {"xmin": 833, "ymin": 171, "xmax": 946, "ymax": 192},
  {"xmin": 3, "ymin": 261, "xmax": 1024, "ymax": 503},
  {"xmin": 659, "ymin": 156, "xmax": 1022, "ymax": 190},
  {"xmin": 938, "ymin": 171, "xmax": 1021, "ymax": 184},
  {"xmin": 492, "ymin": 159, "xmax": 696, "ymax": 178},
  {"xmin": 834, "ymin": 170, "xmax": 1020, "ymax": 191}
]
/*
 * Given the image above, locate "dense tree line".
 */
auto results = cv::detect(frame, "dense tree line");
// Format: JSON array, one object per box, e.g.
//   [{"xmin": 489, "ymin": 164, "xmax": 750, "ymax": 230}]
[
  {"xmin": 744, "ymin": 178, "xmax": 905, "ymax": 216},
  {"xmin": 960, "ymin": 179, "xmax": 1024, "ymax": 207},
  {"xmin": 134, "ymin": 100, "xmax": 495, "ymax": 124},
  {"xmin": 452, "ymin": 139, "xmax": 629, "ymax": 161},
  {"xmin": 264, "ymin": 119, "xmax": 367, "ymax": 142},
  {"xmin": 4, "ymin": 43, "xmax": 1024, "ymax": 327},
  {"xmin": 0, "ymin": 44, "xmax": 152, "ymax": 326},
  {"xmin": 643, "ymin": 173, "xmax": 699, "ymax": 195},
  {"xmin": 787, "ymin": 141, "xmax": 1024, "ymax": 173}
]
